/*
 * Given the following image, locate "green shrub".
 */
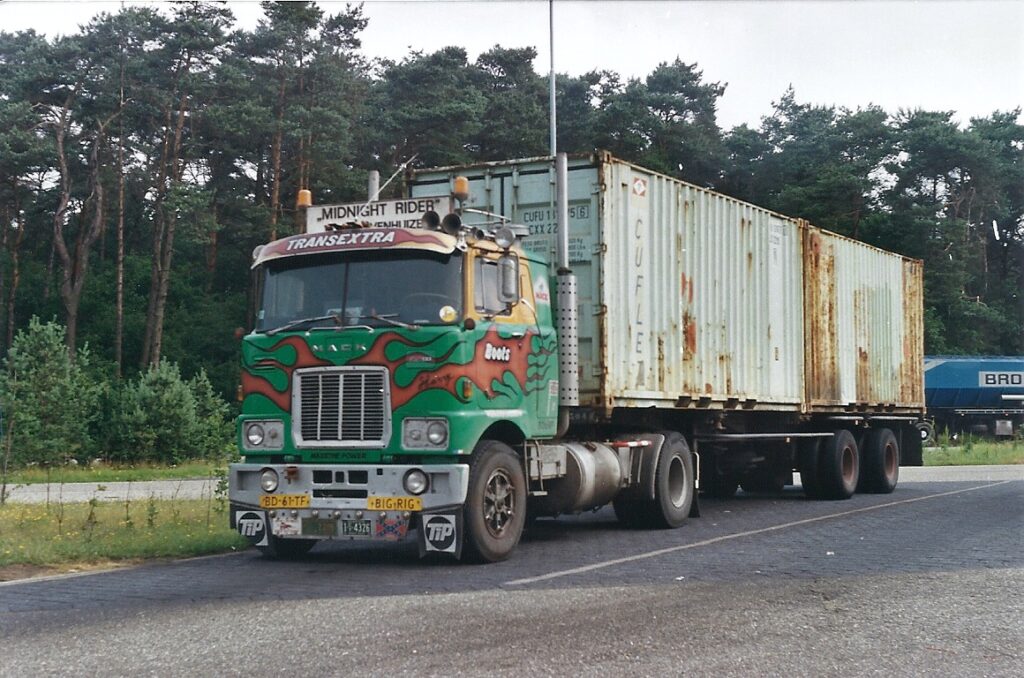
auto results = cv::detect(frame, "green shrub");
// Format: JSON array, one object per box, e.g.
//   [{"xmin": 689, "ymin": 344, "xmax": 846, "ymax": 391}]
[
  {"xmin": 0, "ymin": 317, "xmax": 102, "ymax": 466},
  {"xmin": 106, "ymin": 362, "xmax": 233, "ymax": 464}
]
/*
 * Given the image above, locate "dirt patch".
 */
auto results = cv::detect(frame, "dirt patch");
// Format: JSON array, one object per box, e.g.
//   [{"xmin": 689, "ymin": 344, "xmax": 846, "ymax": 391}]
[{"xmin": 0, "ymin": 560, "xmax": 139, "ymax": 583}]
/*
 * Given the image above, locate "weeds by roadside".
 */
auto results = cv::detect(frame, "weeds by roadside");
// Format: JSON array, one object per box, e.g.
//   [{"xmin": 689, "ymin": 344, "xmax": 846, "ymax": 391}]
[
  {"xmin": 924, "ymin": 438, "xmax": 1024, "ymax": 466},
  {"xmin": 0, "ymin": 496, "xmax": 246, "ymax": 568}
]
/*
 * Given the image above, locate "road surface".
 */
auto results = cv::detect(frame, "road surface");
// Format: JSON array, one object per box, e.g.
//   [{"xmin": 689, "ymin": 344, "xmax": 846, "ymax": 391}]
[{"xmin": 1, "ymin": 465, "xmax": 1021, "ymax": 676}]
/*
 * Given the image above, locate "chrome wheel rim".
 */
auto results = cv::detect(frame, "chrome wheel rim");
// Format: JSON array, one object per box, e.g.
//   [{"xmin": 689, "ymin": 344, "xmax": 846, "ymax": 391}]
[{"xmin": 483, "ymin": 468, "xmax": 516, "ymax": 538}]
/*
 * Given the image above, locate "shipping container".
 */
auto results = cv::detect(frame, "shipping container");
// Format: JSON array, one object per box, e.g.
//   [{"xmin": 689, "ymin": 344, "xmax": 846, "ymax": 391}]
[{"xmin": 409, "ymin": 151, "xmax": 924, "ymax": 416}]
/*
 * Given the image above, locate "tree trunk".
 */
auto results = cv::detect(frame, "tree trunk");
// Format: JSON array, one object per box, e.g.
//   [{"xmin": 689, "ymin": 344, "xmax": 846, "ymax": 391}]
[
  {"xmin": 149, "ymin": 91, "xmax": 190, "ymax": 365},
  {"xmin": 269, "ymin": 77, "xmax": 286, "ymax": 241}
]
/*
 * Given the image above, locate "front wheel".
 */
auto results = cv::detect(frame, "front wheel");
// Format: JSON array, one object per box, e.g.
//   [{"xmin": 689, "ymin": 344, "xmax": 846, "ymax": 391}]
[{"xmin": 462, "ymin": 440, "xmax": 527, "ymax": 563}]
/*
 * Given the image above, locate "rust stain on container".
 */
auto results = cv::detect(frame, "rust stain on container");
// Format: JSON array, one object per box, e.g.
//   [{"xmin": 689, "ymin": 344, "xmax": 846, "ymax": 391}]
[
  {"xmin": 657, "ymin": 336, "xmax": 666, "ymax": 388},
  {"xmin": 683, "ymin": 313, "xmax": 697, "ymax": 360},
  {"xmin": 804, "ymin": 228, "xmax": 840, "ymax": 403},
  {"xmin": 900, "ymin": 259, "xmax": 925, "ymax": 405}
]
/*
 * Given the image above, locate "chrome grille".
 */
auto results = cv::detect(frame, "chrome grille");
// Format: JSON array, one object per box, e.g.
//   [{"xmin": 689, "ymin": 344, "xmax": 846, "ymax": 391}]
[{"xmin": 294, "ymin": 368, "xmax": 389, "ymax": 447}]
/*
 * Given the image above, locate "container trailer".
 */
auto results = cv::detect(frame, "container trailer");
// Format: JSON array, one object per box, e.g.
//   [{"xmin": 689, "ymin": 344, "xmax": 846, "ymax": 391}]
[{"xmin": 229, "ymin": 152, "xmax": 925, "ymax": 562}]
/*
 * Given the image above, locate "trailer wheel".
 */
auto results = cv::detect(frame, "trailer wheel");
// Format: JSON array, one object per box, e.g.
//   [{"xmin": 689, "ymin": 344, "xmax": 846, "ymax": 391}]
[
  {"xmin": 462, "ymin": 440, "xmax": 527, "ymax": 563},
  {"xmin": 916, "ymin": 420, "xmax": 935, "ymax": 446},
  {"xmin": 649, "ymin": 432, "xmax": 695, "ymax": 528},
  {"xmin": 860, "ymin": 428, "xmax": 899, "ymax": 494},
  {"xmin": 258, "ymin": 535, "xmax": 317, "ymax": 560},
  {"xmin": 798, "ymin": 438, "xmax": 823, "ymax": 499},
  {"xmin": 818, "ymin": 429, "xmax": 859, "ymax": 500}
]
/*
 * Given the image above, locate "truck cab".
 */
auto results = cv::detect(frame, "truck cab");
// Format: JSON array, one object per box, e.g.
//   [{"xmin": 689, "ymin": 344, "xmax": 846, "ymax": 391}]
[{"xmin": 229, "ymin": 219, "xmax": 559, "ymax": 560}]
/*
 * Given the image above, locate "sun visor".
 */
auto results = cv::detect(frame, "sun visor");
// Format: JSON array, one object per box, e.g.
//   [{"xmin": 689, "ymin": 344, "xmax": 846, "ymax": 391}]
[{"xmin": 252, "ymin": 228, "xmax": 458, "ymax": 268}]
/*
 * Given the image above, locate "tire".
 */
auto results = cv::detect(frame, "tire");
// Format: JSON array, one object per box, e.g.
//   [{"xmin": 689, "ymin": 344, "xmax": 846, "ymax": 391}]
[
  {"xmin": 860, "ymin": 428, "xmax": 899, "ymax": 494},
  {"xmin": 916, "ymin": 421, "xmax": 935, "ymax": 446},
  {"xmin": 462, "ymin": 440, "xmax": 527, "ymax": 563},
  {"xmin": 818, "ymin": 429, "xmax": 860, "ymax": 500},
  {"xmin": 649, "ymin": 432, "xmax": 695, "ymax": 528},
  {"xmin": 798, "ymin": 438, "xmax": 823, "ymax": 499},
  {"xmin": 258, "ymin": 535, "xmax": 317, "ymax": 559}
]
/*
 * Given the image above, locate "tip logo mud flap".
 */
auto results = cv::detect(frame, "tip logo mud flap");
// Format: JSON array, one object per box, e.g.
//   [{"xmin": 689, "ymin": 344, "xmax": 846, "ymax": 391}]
[
  {"xmin": 235, "ymin": 510, "xmax": 269, "ymax": 547},
  {"xmin": 418, "ymin": 511, "xmax": 462, "ymax": 558}
]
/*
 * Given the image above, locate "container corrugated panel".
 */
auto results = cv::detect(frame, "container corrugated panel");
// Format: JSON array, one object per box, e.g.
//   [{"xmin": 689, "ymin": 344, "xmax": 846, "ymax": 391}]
[
  {"xmin": 804, "ymin": 228, "xmax": 924, "ymax": 410},
  {"xmin": 409, "ymin": 152, "xmax": 923, "ymax": 413},
  {"xmin": 598, "ymin": 159, "xmax": 804, "ymax": 409}
]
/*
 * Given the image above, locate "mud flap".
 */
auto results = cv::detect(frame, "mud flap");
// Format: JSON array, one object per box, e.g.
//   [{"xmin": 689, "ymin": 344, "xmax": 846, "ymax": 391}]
[
  {"xmin": 233, "ymin": 509, "xmax": 269, "ymax": 547},
  {"xmin": 417, "ymin": 510, "xmax": 463, "ymax": 559}
]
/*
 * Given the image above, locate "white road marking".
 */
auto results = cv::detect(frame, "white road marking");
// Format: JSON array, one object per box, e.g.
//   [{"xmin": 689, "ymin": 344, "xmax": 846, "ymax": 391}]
[{"xmin": 503, "ymin": 480, "xmax": 1017, "ymax": 587}]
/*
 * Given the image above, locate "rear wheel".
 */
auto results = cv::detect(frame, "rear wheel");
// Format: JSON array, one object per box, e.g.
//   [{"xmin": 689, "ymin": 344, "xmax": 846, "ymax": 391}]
[
  {"xmin": 462, "ymin": 440, "xmax": 527, "ymax": 563},
  {"xmin": 860, "ymin": 428, "xmax": 899, "ymax": 494},
  {"xmin": 614, "ymin": 432, "xmax": 694, "ymax": 529},
  {"xmin": 649, "ymin": 432, "xmax": 695, "ymax": 528},
  {"xmin": 818, "ymin": 429, "xmax": 859, "ymax": 500}
]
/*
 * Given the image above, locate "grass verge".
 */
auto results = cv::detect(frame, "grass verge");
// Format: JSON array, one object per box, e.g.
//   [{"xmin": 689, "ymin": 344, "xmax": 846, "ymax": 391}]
[
  {"xmin": 924, "ymin": 439, "xmax": 1024, "ymax": 466},
  {"xmin": 2, "ymin": 460, "xmax": 223, "ymax": 485},
  {"xmin": 0, "ymin": 499, "xmax": 247, "ymax": 571}
]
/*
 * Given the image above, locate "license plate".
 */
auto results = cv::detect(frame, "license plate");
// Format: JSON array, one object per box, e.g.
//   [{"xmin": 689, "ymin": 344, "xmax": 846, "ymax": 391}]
[
  {"xmin": 366, "ymin": 496, "xmax": 422, "ymax": 511},
  {"xmin": 302, "ymin": 518, "xmax": 337, "ymax": 537},
  {"xmin": 341, "ymin": 519, "xmax": 372, "ymax": 536},
  {"xmin": 259, "ymin": 494, "xmax": 310, "ymax": 509}
]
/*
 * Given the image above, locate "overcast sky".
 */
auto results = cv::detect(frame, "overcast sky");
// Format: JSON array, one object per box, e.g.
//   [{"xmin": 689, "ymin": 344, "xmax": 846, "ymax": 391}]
[{"xmin": 1, "ymin": 0, "xmax": 1021, "ymax": 129}]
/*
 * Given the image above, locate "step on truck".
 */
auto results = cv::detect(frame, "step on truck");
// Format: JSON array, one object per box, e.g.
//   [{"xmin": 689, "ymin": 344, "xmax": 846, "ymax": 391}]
[{"xmin": 230, "ymin": 151, "xmax": 925, "ymax": 562}]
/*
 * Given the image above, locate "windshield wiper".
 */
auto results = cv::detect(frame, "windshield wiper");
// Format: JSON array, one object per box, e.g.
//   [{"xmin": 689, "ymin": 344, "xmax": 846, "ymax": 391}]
[
  {"xmin": 264, "ymin": 314, "xmax": 341, "ymax": 336},
  {"xmin": 362, "ymin": 313, "xmax": 420, "ymax": 331}
]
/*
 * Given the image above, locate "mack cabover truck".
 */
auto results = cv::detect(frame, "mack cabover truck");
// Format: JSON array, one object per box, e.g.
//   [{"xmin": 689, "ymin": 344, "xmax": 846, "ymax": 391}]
[{"xmin": 230, "ymin": 152, "xmax": 925, "ymax": 562}]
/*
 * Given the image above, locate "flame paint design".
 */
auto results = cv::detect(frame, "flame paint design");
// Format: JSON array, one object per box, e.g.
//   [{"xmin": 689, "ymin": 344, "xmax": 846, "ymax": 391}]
[
  {"xmin": 351, "ymin": 326, "xmax": 545, "ymax": 410},
  {"xmin": 241, "ymin": 336, "xmax": 330, "ymax": 411}
]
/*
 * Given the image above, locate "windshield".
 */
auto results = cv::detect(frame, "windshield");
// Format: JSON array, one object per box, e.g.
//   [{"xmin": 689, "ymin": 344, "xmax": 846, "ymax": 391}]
[{"xmin": 256, "ymin": 250, "xmax": 463, "ymax": 332}]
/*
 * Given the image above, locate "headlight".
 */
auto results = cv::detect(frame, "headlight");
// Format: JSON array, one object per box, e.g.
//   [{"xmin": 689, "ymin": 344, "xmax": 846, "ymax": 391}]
[
  {"xmin": 426, "ymin": 421, "xmax": 448, "ymax": 445},
  {"xmin": 242, "ymin": 420, "xmax": 284, "ymax": 450},
  {"xmin": 260, "ymin": 468, "xmax": 279, "ymax": 492},
  {"xmin": 403, "ymin": 469, "xmax": 429, "ymax": 495},
  {"xmin": 246, "ymin": 423, "xmax": 266, "ymax": 447},
  {"xmin": 402, "ymin": 418, "xmax": 449, "ymax": 449}
]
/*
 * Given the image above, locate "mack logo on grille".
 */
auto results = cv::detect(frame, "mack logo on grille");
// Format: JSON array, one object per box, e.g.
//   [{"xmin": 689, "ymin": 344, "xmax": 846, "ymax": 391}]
[{"xmin": 423, "ymin": 515, "xmax": 457, "ymax": 553}]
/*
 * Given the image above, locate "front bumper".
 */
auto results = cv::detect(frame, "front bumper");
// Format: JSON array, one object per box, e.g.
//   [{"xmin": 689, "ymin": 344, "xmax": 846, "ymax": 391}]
[{"xmin": 229, "ymin": 462, "xmax": 469, "ymax": 543}]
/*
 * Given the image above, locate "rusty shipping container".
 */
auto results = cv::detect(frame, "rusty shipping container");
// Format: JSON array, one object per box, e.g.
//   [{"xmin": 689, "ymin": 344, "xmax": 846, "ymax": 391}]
[{"xmin": 409, "ymin": 152, "xmax": 924, "ymax": 415}]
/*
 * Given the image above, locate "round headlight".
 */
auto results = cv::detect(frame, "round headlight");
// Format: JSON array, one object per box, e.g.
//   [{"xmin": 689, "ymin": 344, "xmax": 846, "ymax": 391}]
[
  {"xmin": 260, "ymin": 468, "xmax": 279, "ymax": 493},
  {"xmin": 246, "ymin": 423, "xmax": 266, "ymax": 447},
  {"xmin": 404, "ymin": 469, "xmax": 429, "ymax": 495},
  {"xmin": 426, "ymin": 421, "xmax": 448, "ymax": 445}
]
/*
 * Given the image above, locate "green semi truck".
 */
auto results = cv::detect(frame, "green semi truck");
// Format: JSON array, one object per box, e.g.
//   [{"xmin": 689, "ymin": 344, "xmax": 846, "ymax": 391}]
[{"xmin": 230, "ymin": 152, "xmax": 924, "ymax": 562}]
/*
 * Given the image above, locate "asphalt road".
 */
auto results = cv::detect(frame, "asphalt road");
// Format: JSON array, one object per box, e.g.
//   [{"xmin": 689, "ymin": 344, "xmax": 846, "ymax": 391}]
[{"xmin": 1, "ymin": 466, "xmax": 1021, "ymax": 676}]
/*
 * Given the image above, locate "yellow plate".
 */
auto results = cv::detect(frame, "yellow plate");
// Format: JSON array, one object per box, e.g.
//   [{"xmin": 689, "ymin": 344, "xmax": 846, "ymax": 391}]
[
  {"xmin": 259, "ymin": 494, "xmax": 310, "ymax": 509},
  {"xmin": 367, "ymin": 496, "xmax": 422, "ymax": 511}
]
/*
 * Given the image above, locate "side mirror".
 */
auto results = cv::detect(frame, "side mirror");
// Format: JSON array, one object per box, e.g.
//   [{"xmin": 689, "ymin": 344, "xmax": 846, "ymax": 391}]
[{"xmin": 497, "ymin": 254, "xmax": 520, "ymax": 305}]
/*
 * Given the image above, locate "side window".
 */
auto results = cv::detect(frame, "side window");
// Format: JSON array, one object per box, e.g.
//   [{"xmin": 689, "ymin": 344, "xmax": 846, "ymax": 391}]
[{"xmin": 475, "ymin": 257, "xmax": 507, "ymax": 315}]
